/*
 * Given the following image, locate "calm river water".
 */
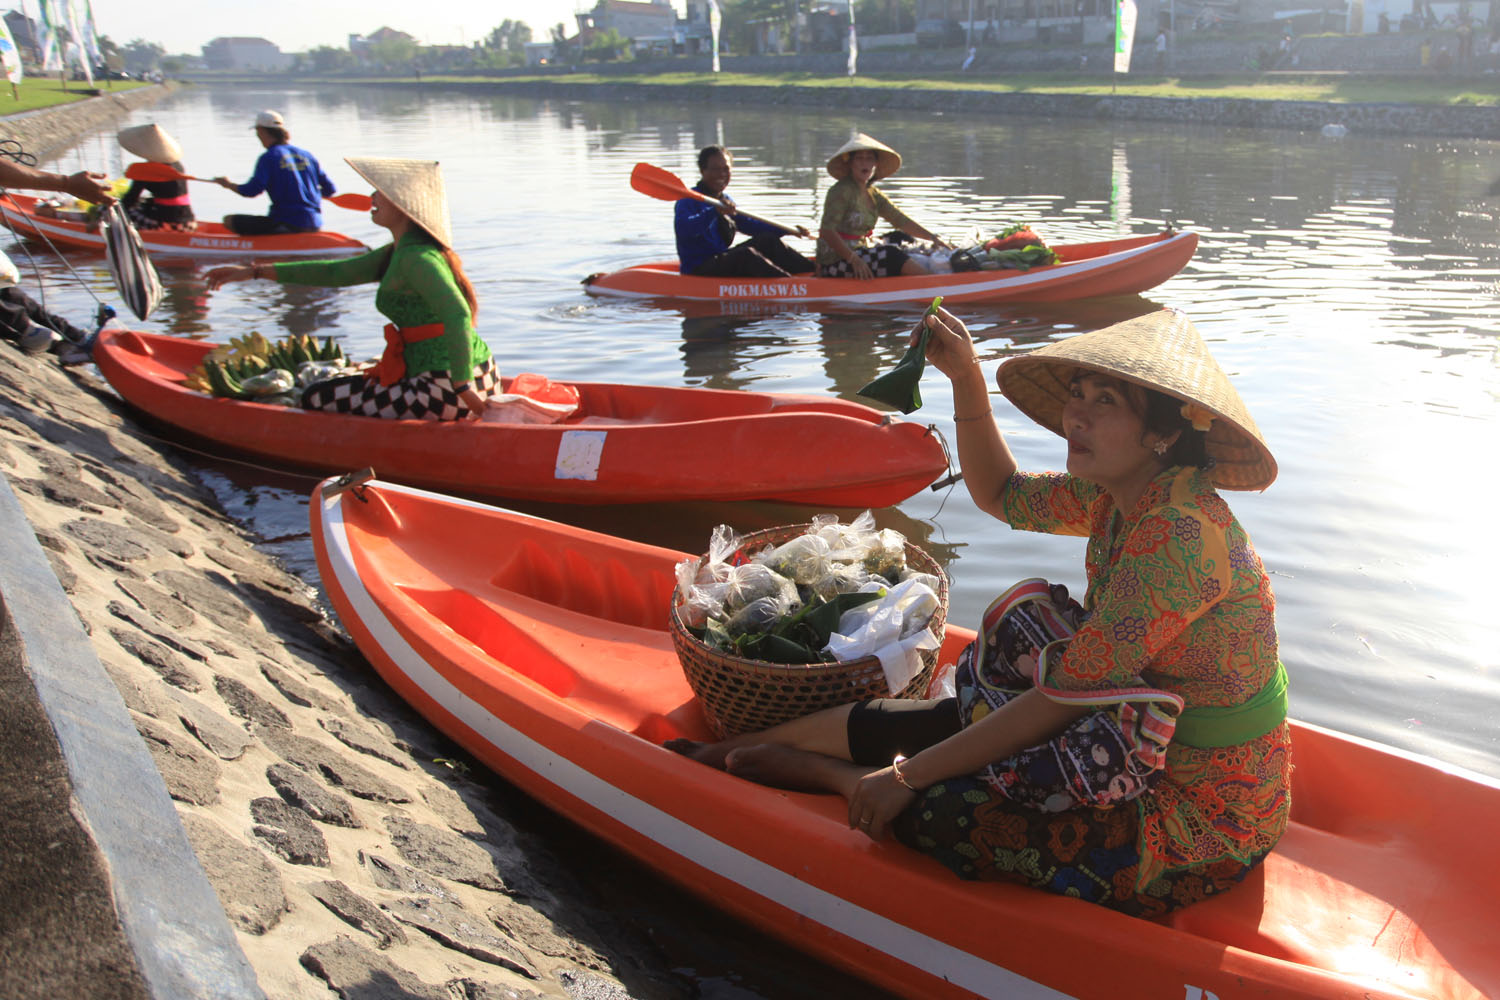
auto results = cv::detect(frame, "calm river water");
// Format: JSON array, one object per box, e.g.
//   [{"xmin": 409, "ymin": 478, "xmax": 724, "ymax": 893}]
[{"xmin": 16, "ymin": 82, "xmax": 1500, "ymax": 995}]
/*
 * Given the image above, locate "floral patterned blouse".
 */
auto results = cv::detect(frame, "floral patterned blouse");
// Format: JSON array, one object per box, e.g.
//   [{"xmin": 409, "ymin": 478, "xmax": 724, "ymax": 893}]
[{"xmin": 1000, "ymin": 466, "xmax": 1292, "ymax": 888}]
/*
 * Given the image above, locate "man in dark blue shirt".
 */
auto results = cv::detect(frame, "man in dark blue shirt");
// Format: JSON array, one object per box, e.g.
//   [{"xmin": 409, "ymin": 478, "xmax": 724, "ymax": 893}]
[
  {"xmin": 214, "ymin": 110, "xmax": 335, "ymax": 235},
  {"xmin": 674, "ymin": 145, "xmax": 812, "ymax": 278}
]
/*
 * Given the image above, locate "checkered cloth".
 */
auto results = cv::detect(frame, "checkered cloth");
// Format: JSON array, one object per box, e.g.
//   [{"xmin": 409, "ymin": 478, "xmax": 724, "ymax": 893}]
[
  {"xmin": 817, "ymin": 244, "xmax": 911, "ymax": 278},
  {"xmin": 302, "ymin": 357, "xmax": 499, "ymax": 421}
]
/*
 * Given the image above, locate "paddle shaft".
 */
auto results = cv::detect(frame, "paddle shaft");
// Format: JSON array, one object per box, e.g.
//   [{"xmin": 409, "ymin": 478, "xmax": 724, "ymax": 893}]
[
  {"xmin": 631, "ymin": 162, "xmax": 803, "ymax": 237},
  {"xmin": 124, "ymin": 162, "xmax": 371, "ymax": 211},
  {"xmin": 682, "ymin": 188, "xmax": 800, "ymax": 237}
]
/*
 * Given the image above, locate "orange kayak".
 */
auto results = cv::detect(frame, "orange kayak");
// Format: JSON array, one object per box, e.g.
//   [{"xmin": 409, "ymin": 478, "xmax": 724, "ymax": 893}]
[
  {"xmin": 584, "ymin": 230, "xmax": 1198, "ymax": 307},
  {"xmin": 312, "ymin": 477, "xmax": 1500, "ymax": 1000},
  {"xmin": 0, "ymin": 193, "xmax": 368, "ymax": 259},
  {"xmin": 95, "ymin": 329, "xmax": 948, "ymax": 506}
]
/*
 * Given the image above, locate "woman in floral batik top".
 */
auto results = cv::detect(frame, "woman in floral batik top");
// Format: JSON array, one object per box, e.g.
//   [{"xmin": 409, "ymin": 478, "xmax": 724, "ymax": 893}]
[{"xmin": 672, "ymin": 307, "xmax": 1291, "ymax": 917}]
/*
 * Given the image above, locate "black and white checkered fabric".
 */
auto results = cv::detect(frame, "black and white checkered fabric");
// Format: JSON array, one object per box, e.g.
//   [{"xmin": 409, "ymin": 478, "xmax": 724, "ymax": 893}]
[
  {"xmin": 302, "ymin": 357, "xmax": 500, "ymax": 421},
  {"xmin": 817, "ymin": 244, "xmax": 911, "ymax": 279}
]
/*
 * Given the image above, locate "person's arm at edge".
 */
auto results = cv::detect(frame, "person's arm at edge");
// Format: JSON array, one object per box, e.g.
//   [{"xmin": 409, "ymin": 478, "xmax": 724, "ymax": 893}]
[
  {"xmin": 0, "ymin": 160, "xmax": 114, "ymax": 204},
  {"xmin": 922, "ymin": 306, "xmax": 1016, "ymax": 517}
]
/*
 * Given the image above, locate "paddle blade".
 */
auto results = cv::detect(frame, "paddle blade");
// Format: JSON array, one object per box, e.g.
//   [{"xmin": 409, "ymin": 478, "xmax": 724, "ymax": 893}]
[
  {"xmin": 124, "ymin": 162, "xmax": 186, "ymax": 182},
  {"xmin": 630, "ymin": 162, "xmax": 704, "ymax": 204},
  {"xmin": 327, "ymin": 192, "xmax": 372, "ymax": 211}
]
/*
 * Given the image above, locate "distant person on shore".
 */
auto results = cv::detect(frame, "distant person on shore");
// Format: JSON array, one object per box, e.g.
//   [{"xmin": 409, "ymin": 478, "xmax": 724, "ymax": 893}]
[
  {"xmin": 674, "ymin": 145, "xmax": 813, "ymax": 279},
  {"xmin": 117, "ymin": 123, "xmax": 196, "ymax": 232},
  {"xmin": 815, "ymin": 134, "xmax": 951, "ymax": 281},
  {"xmin": 213, "ymin": 110, "xmax": 334, "ymax": 235}
]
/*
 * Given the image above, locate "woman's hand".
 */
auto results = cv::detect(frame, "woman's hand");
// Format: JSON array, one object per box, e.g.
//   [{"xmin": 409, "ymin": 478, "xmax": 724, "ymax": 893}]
[
  {"xmin": 848, "ymin": 766, "xmax": 917, "ymax": 841},
  {"xmin": 917, "ymin": 305, "xmax": 982, "ymax": 381},
  {"xmin": 459, "ymin": 387, "xmax": 488, "ymax": 420},
  {"xmin": 204, "ymin": 264, "xmax": 256, "ymax": 290},
  {"xmin": 850, "ymin": 256, "xmax": 874, "ymax": 281},
  {"xmin": 212, "ymin": 176, "xmax": 237, "ymax": 192},
  {"xmin": 64, "ymin": 171, "xmax": 114, "ymax": 205}
]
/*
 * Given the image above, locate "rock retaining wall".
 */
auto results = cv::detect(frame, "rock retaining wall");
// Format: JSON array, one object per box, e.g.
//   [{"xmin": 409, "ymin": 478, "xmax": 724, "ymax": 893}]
[
  {"xmin": 1, "ymin": 84, "xmax": 177, "ymax": 163},
  {"xmin": 0, "ymin": 344, "xmax": 686, "ymax": 998}
]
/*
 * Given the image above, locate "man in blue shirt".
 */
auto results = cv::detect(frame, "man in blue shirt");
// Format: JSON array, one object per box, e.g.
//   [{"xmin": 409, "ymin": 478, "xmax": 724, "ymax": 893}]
[
  {"xmin": 675, "ymin": 145, "xmax": 812, "ymax": 278},
  {"xmin": 213, "ymin": 110, "xmax": 334, "ymax": 235}
]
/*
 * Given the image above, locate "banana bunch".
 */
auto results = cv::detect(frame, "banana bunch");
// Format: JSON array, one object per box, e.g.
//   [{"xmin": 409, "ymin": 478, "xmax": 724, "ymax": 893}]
[{"xmin": 185, "ymin": 333, "xmax": 346, "ymax": 398}]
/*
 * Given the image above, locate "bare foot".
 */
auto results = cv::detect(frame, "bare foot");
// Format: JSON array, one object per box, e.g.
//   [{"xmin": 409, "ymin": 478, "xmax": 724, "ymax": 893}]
[
  {"xmin": 724, "ymin": 744, "xmax": 867, "ymax": 795},
  {"xmin": 663, "ymin": 738, "xmax": 732, "ymax": 769}
]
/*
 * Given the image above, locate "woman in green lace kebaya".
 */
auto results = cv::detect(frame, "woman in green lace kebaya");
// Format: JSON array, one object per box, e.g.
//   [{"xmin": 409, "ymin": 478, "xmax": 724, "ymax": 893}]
[{"xmin": 206, "ymin": 157, "xmax": 497, "ymax": 421}]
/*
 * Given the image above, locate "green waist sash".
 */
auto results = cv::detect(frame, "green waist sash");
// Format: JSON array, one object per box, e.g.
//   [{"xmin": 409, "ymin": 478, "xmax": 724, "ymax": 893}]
[{"xmin": 1171, "ymin": 661, "xmax": 1288, "ymax": 749}]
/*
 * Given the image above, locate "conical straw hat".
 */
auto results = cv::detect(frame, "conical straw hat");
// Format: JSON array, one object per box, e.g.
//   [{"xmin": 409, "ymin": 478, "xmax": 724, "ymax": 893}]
[
  {"xmin": 826, "ymin": 133, "xmax": 902, "ymax": 181},
  {"xmin": 995, "ymin": 309, "xmax": 1277, "ymax": 491},
  {"xmin": 117, "ymin": 123, "xmax": 183, "ymax": 165},
  {"xmin": 344, "ymin": 157, "xmax": 453, "ymax": 250}
]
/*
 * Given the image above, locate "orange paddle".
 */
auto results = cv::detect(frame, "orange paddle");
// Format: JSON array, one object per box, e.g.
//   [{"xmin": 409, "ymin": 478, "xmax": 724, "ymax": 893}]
[
  {"xmin": 630, "ymin": 162, "xmax": 803, "ymax": 237},
  {"xmin": 124, "ymin": 162, "xmax": 373, "ymax": 211}
]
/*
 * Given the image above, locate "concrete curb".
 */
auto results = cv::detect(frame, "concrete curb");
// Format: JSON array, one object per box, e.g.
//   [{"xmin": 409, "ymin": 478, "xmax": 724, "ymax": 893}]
[{"xmin": 0, "ymin": 468, "xmax": 264, "ymax": 1000}]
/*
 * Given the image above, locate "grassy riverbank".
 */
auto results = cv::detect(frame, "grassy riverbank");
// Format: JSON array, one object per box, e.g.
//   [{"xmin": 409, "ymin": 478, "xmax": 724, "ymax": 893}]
[
  {"xmin": 3, "ymin": 77, "xmax": 151, "ymax": 114},
  {"xmin": 292, "ymin": 70, "xmax": 1500, "ymax": 106}
]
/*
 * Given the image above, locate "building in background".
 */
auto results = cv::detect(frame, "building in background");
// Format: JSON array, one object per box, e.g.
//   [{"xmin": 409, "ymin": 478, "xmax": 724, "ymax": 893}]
[{"xmin": 201, "ymin": 36, "xmax": 291, "ymax": 71}]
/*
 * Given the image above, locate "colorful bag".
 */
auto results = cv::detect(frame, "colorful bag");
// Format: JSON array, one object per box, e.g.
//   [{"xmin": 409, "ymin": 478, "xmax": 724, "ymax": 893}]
[{"xmin": 954, "ymin": 579, "xmax": 1183, "ymax": 811}]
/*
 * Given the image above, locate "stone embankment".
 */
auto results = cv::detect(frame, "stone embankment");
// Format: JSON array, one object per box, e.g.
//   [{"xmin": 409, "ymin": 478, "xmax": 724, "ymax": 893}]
[
  {"xmin": 0, "ymin": 339, "xmax": 687, "ymax": 997},
  {"xmin": 1, "ymin": 84, "xmax": 177, "ymax": 161}
]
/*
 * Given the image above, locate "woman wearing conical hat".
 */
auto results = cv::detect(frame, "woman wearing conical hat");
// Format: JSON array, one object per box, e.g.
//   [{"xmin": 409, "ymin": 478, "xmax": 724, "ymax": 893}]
[
  {"xmin": 816, "ymin": 133, "xmax": 952, "ymax": 280},
  {"xmin": 206, "ymin": 157, "xmax": 498, "ymax": 421},
  {"xmin": 117, "ymin": 123, "xmax": 197, "ymax": 232},
  {"xmin": 672, "ymin": 308, "xmax": 1291, "ymax": 918}
]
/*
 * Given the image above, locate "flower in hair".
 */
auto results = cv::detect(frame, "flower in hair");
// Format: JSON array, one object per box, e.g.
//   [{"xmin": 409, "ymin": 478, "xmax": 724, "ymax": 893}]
[{"xmin": 1180, "ymin": 402, "xmax": 1215, "ymax": 432}]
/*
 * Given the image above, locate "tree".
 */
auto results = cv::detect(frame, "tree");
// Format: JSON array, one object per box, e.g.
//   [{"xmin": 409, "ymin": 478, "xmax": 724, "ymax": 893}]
[
  {"xmin": 583, "ymin": 27, "xmax": 631, "ymax": 61},
  {"xmin": 484, "ymin": 19, "xmax": 533, "ymax": 57},
  {"xmin": 550, "ymin": 23, "xmax": 577, "ymax": 64},
  {"xmin": 120, "ymin": 37, "xmax": 164, "ymax": 73},
  {"xmin": 368, "ymin": 36, "xmax": 417, "ymax": 68},
  {"xmin": 307, "ymin": 45, "xmax": 355, "ymax": 73}
]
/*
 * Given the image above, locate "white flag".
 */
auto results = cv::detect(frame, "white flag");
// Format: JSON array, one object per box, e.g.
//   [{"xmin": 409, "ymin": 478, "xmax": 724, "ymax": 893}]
[
  {"xmin": 0, "ymin": 17, "xmax": 24, "ymax": 84},
  {"xmin": 709, "ymin": 0, "xmax": 721, "ymax": 73},
  {"xmin": 36, "ymin": 0, "xmax": 63, "ymax": 72},
  {"xmin": 1114, "ymin": 0, "xmax": 1137, "ymax": 72},
  {"xmin": 847, "ymin": 14, "xmax": 858, "ymax": 76},
  {"xmin": 65, "ymin": 0, "xmax": 92, "ymax": 84},
  {"xmin": 81, "ymin": 0, "xmax": 103, "ymax": 66}
]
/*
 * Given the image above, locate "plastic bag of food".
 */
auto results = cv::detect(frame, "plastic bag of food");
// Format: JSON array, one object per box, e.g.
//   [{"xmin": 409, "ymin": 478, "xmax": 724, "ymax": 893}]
[
  {"xmin": 862, "ymin": 528, "xmax": 908, "ymax": 580},
  {"xmin": 723, "ymin": 594, "xmax": 791, "ymax": 636},
  {"xmin": 296, "ymin": 360, "xmax": 350, "ymax": 387},
  {"xmin": 721, "ymin": 562, "xmax": 797, "ymax": 616},
  {"xmin": 237, "ymin": 368, "xmax": 296, "ymax": 397},
  {"xmin": 806, "ymin": 561, "xmax": 876, "ymax": 603},
  {"xmin": 753, "ymin": 532, "xmax": 832, "ymax": 585}
]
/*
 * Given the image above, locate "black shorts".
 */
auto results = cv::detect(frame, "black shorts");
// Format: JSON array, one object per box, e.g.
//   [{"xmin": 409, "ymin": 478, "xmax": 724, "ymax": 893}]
[{"xmin": 846, "ymin": 697, "xmax": 961, "ymax": 766}]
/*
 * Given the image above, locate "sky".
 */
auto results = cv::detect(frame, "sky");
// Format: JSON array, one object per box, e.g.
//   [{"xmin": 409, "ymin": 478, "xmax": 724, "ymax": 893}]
[{"xmin": 64, "ymin": 0, "xmax": 615, "ymax": 56}]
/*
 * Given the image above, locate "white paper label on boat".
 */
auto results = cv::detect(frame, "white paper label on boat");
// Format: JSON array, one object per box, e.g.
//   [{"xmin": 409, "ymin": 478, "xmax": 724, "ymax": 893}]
[{"xmin": 555, "ymin": 430, "xmax": 607, "ymax": 480}]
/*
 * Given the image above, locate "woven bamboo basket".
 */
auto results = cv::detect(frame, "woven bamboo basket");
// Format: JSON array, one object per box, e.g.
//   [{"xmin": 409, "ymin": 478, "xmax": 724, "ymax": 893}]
[{"xmin": 670, "ymin": 524, "xmax": 949, "ymax": 739}]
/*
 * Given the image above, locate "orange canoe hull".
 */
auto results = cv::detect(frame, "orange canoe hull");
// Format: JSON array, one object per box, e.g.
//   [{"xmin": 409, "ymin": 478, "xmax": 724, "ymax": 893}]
[
  {"xmin": 95, "ymin": 329, "xmax": 948, "ymax": 506},
  {"xmin": 0, "ymin": 193, "xmax": 368, "ymax": 259},
  {"xmin": 312, "ymin": 479, "xmax": 1500, "ymax": 1000},
  {"xmin": 584, "ymin": 231, "xmax": 1198, "ymax": 307}
]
